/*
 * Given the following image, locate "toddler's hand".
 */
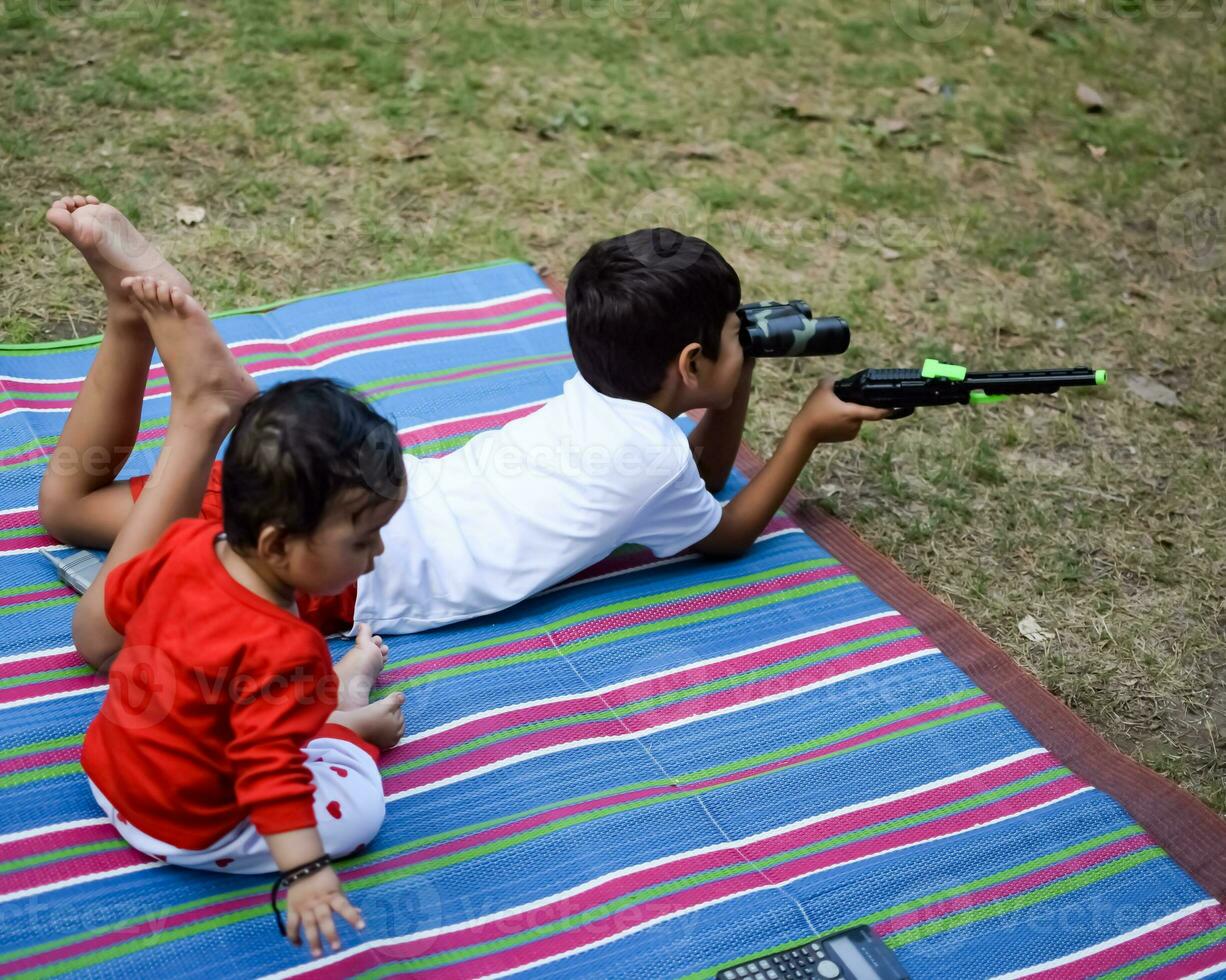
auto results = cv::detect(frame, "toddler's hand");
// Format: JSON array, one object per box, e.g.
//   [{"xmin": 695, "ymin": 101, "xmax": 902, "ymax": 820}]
[
  {"xmin": 285, "ymin": 865, "xmax": 365, "ymax": 957},
  {"xmin": 792, "ymin": 379, "xmax": 894, "ymax": 445}
]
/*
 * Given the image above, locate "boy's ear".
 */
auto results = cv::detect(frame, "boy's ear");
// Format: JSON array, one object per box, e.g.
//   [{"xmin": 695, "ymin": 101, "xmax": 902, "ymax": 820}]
[
  {"xmin": 256, "ymin": 524, "xmax": 292, "ymax": 567},
  {"xmin": 676, "ymin": 342, "xmax": 704, "ymax": 390}
]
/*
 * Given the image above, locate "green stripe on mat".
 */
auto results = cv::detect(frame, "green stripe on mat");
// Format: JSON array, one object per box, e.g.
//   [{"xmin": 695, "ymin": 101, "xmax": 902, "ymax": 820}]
[
  {"xmin": 0, "ymin": 691, "xmax": 990, "ymax": 976},
  {"xmin": 362, "ymin": 769, "xmax": 1075, "ymax": 976},
  {"xmin": 383, "ymin": 625, "xmax": 922, "ymax": 777},
  {"xmin": 1100, "ymin": 924, "xmax": 1226, "ymax": 980},
  {"xmin": 0, "ymin": 258, "xmax": 528, "ymax": 354}
]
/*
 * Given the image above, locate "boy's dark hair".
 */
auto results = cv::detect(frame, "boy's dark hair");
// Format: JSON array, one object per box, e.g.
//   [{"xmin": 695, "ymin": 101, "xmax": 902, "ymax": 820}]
[
  {"xmin": 565, "ymin": 228, "xmax": 741, "ymax": 401},
  {"xmin": 221, "ymin": 378, "xmax": 405, "ymax": 550}
]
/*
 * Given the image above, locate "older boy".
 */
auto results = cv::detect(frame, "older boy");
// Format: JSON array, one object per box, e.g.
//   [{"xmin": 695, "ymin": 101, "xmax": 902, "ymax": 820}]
[{"xmin": 351, "ymin": 228, "xmax": 890, "ymax": 634}]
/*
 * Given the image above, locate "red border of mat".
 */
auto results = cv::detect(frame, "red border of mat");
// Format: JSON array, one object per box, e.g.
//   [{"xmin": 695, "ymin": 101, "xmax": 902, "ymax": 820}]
[{"xmin": 541, "ymin": 270, "xmax": 1226, "ymax": 904}]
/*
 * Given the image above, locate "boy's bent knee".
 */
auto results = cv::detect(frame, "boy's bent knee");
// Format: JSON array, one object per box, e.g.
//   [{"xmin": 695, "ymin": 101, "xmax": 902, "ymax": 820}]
[
  {"xmin": 39, "ymin": 481, "xmax": 131, "ymax": 550},
  {"xmin": 71, "ymin": 596, "xmax": 121, "ymax": 673},
  {"xmin": 38, "ymin": 485, "xmax": 80, "ymax": 546}
]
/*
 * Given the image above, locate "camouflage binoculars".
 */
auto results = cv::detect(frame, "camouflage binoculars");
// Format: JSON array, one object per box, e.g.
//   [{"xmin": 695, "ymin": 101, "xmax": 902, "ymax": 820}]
[{"xmin": 737, "ymin": 300, "xmax": 850, "ymax": 358}]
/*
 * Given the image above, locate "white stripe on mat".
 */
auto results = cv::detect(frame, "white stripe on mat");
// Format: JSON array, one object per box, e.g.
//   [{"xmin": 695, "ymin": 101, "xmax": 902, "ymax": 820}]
[
  {"xmin": 388, "ymin": 647, "xmax": 940, "ymax": 801},
  {"xmin": 0, "ymin": 287, "xmax": 559, "ymax": 385},
  {"xmin": 263, "ymin": 749, "xmax": 1055, "ymax": 978},
  {"xmin": 989, "ymin": 899, "xmax": 1223, "ymax": 979}
]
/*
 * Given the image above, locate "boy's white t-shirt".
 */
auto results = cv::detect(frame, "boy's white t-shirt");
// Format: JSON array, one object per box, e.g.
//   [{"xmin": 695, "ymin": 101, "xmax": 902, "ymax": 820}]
[{"xmin": 352, "ymin": 373, "xmax": 723, "ymax": 634}]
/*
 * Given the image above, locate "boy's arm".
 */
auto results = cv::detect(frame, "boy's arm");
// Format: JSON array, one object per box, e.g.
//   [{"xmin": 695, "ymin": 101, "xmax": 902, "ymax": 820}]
[
  {"xmin": 692, "ymin": 380, "xmax": 892, "ymax": 557},
  {"xmin": 688, "ymin": 359, "xmax": 755, "ymax": 493}
]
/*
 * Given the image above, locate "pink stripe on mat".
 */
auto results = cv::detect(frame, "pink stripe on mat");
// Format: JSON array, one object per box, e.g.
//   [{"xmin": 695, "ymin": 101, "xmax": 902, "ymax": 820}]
[
  {"xmin": 389, "ymin": 694, "xmax": 995, "ymax": 870},
  {"xmin": 398, "ymin": 403, "xmax": 544, "ymax": 449},
  {"xmin": 0, "ymin": 292, "xmax": 560, "ymax": 395},
  {"xmin": 395, "ymin": 611, "xmax": 914, "ymax": 763},
  {"xmin": 0, "ymin": 744, "xmax": 82, "ymax": 777},
  {"xmin": 0, "ymin": 650, "xmax": 84, "ymax": 681},
  {"xmin": 0, "ymin": 674, "xmax": 105, "ymax": 706},
  {"xmin": 1, "ymin": 891, "xmax": 262, "ymax": 974},
  {"xmin": 875, "ymin": 833, "xmax": 1153, "ymax": 935},
  {"xmin": 363, "ymin": 353, "xmax": 572, "ymax": 397},
  {"xmin": 305, "ymin": 756, "xmax": 1071, "ymax": 978},
  {"xmin": 0, "ymin": 587, "xmax": 73, "ymax": 608},
  {"xmin": 382, "ymin": 664, "xmax": 994, "ymax": 798},
  {"xmin": 382, "ymin": 563, "xmax": 850, "ymax": 688},
  {"xmin": 0, "ymin": 533, "xmax": 58, "ymax": 554},
  {"xmin": 1138, "ymin": 939, "xmax": 1226, "ymax": 979},
  {"xmin": 0, "ymin": 820, "xmax": 116, "ymax": 864},
  {"xmin": 0, "ymin": 846, "xmax": 153, "ymax": 898},
  {"xmin": 1021, "ymin": 903, "xmax": 1226, "ymax": 979},
  {"xmin": 2, "ymin": 307, "xmax": 565, "ymax": 411},
  {"xmin": 422, "ymin": 779, "xmax": 1086, "ymax": 980}
]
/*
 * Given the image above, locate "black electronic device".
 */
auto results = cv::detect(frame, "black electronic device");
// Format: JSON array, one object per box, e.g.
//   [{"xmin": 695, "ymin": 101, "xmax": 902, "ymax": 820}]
[{"xmin": 714, "ymin": 926, "xmax": 910, "ymax": 980}]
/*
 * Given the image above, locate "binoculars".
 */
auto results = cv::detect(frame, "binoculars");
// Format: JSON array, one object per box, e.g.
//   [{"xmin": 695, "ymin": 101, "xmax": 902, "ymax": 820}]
[{"xmin": 737, "ymin": 300, "xmax": 850, "ymax": 358}]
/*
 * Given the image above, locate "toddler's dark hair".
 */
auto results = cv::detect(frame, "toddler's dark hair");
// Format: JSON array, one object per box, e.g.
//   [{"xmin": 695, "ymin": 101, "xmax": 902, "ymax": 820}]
[
  {"xmin": 221, "ymin": 378, "xmax": 405, "ymax": 551},
  {"xmin": 565, "ymin": 228, "xmax": 741, "ymax": 401}
]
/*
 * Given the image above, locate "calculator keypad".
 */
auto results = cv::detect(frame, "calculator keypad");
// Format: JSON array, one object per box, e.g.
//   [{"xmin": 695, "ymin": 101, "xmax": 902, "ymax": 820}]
[{"xmin": 718, "ymin": 942, "xmax": 842, "ymax": 980}]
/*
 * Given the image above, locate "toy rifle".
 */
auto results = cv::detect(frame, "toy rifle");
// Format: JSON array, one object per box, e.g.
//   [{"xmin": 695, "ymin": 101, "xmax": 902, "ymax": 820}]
[
  {"xmin": 735, "ymin": 301, "xmax": 1108, "ymax": 418},
  {"xmin": 833, "ymin": 360, "xmax": 1108, "ymax": 418}
]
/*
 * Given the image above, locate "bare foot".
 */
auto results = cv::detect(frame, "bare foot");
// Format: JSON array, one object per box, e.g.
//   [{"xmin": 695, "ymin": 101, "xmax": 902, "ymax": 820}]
[
  {"xmin": 120, "ymin": 276, "xmax": 258, "ymax": 433},
  {"xmin": 46, "ymin": 196, "xmax": 191, "ymax": 332},
  {"xmin": 334, "ymin": 624, "xmax": 389, "ymax": 710},
  {"xmin": 328, "ymin": 692, "xmax": 406, "ymax": 750}
]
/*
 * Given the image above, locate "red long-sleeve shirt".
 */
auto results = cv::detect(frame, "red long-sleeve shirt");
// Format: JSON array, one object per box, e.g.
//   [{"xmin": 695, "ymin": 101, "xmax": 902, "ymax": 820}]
[{"xmin": 82, "ymin": 518, "xmax": 345, "ymax": 850}]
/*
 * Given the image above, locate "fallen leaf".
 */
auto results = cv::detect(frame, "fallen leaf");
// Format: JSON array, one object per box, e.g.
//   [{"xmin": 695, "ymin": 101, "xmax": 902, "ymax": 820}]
[
  {"xmin": 914, "ymin": 75, "xmax": 940, "ymax": 95},
  {"xmin": 175, "ymin": 204, "xmax": 205, "ymax": 226},
  {"xmin": 874, "ymin": 117, "xmax": 909, "ymax": 134},
  {"xmin": 379, "ymin": 135, "xmax": 434, "ymax": 162},
  {"xmin": 1076, "ymin": 82, "xmax": 1105, "ymax": 112},
  {"xmin": 775, "ymin": 97, "xmax": 833, "ymax": 122},
  {"xmin": 1017, "ymin": 615, "xmax": 1054, "ymax": 644},
  {"xmin": 881, "ymin": 247, "xmax": 902, "ymax": 261},
  {"xmin": 1123, "ymin": 374, "xmax": 1179, "ymax": 407},
  {"xmin": 961, "ymin": 144, "xmax": 1015, "ymax": 165},
  {"xmin": 982, "ymin": 45, "xmax": 996, "ymax": 57},
  {"xmin": 1086, "ymin": 143, "xmax": 1107, "ymax": 160},
  {"xmin": 669, "ymin": 143, "xmax": 724, "ymax": 160}
]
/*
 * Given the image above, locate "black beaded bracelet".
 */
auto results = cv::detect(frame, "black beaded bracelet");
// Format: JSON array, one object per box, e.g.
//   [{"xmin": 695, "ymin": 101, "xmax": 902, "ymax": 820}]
[{"xmin": 270, "ymin": 855, "xmax": 332, "ymax": 936}]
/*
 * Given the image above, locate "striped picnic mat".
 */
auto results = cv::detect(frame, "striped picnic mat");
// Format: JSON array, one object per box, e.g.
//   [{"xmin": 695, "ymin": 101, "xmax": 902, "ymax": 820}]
[{"xmin": 0, "ymin": 259, "xmax": 1222, "ymax": 979}]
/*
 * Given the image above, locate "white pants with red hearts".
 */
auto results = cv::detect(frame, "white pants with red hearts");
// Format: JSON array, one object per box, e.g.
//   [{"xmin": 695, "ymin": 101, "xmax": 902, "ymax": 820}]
[{"xmin": 87, "ymin": 734, "xmax": 386, "ymax": 874}]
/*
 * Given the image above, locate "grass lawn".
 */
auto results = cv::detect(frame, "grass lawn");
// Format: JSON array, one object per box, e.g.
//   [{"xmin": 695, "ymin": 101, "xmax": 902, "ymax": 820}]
[{"xmin": 2, "ymin": 0, "xmax": 1223, "ymax": 811}]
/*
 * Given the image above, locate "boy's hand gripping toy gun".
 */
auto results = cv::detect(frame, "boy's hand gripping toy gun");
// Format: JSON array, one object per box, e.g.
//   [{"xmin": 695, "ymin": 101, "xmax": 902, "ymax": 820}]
[{"xmin": 736, "ymin": 300, "xmax": 1108, "ymax": 417}]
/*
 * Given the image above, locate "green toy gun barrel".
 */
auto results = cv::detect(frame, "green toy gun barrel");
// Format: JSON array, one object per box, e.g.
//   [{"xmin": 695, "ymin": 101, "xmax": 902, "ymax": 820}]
[
  {"xmin": 833, "ymin": 359, "xmax": 1108, "ymax": 418},
  {"xmin": 737, "ymin": 300, "xmax": 851, "ymax": 358}
]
